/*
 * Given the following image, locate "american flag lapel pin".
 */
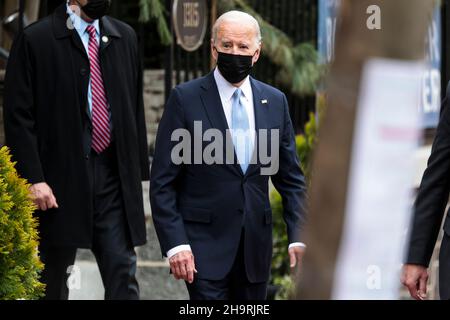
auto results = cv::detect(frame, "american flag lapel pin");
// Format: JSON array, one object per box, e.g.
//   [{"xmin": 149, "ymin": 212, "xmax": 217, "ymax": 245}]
[{"xmin": 261, "ymin": 99, "xmax": 268, "ymax": 104}]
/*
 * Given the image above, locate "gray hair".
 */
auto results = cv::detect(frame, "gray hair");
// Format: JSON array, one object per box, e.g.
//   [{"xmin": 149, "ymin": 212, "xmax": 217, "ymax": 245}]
[{"xmin": 212, "ymin": 10, "xmax": 262, "ymax": 46}]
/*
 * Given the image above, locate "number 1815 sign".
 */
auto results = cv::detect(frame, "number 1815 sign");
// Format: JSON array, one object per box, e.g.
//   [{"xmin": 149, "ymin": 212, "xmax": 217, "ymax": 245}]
[{"xmin": 173, "ymin": 0, "xmax": 208, "ymax": 52}]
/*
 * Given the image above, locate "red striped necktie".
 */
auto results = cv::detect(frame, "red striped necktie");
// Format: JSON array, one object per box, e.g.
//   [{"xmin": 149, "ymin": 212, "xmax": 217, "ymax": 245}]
[{"xmin": 86, "ymin": 25, "xmax": 111, "ymax": 154}]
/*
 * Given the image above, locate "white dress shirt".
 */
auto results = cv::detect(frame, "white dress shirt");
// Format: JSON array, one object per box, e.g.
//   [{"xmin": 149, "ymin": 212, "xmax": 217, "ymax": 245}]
[
  {"xmin": 167, "ymin": 68, "xmax": 306, "ymax": 259},
  {"xmin": 67, "ymin": 2, "xmax": 99, "ymax": 114},
  {"xmin": 214, "ymin": 67, "xmax": 256, "ymax": 147}
]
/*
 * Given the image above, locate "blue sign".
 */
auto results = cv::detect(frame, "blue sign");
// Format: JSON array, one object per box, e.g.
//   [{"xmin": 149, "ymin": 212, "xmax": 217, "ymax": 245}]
[
  {"xmin": 318, "ymin": 0, "xmax": 340, "ymax": 64},
  {"xmin": 318, "ymin": 1, "xmax": 442, "ymax": 128},
  {"xmin": 422, "ymin": 7, "xmax": 441, "ymax": 128}
]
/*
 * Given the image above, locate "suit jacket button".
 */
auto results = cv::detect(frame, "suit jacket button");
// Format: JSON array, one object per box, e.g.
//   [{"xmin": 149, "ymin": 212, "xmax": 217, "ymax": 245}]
[{"xmin": 80, "ymin": 68, "xmax": 87, "ymax": 76}]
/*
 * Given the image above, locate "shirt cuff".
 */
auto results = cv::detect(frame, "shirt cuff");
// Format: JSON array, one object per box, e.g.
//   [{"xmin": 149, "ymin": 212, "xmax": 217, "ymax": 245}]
[
  {"xmin": 167, "ymin": 244, "xmax": 192, "ymax": 259},
  {"xmin": 289, "ymin": 242, "xmax": 307, "ymax": 250}
]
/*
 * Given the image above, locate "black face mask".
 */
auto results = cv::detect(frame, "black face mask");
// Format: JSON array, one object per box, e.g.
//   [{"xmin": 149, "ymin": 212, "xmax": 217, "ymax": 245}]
[
  {"xmin": 77, "ymin": 0, "xmax": 111, "ymax": 20},
  {"xmin": 215, "ymin": 48, "xmax": 256, "ymax": 84}
]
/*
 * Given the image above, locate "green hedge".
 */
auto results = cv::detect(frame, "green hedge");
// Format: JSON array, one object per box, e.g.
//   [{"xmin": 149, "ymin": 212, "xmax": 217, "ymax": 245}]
[
  {"xmin": 0, "ymin": 146, "xmax": 45, "ymax": 300},
  {"xmin": 270, "ymin": 95, "xmax": 324, "ymax": 299}
]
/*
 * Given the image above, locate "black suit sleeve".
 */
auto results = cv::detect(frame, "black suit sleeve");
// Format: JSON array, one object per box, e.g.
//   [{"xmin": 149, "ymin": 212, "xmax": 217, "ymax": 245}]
[
  {"xmin": 407, "ymin": 87, "xmax": 450, "ymax": 267},
  {"xmin": 150, "ymin": 87, "xmax": 189, "ymax": 256},
  {"xmin": 131, "ymin": 30, "xmax": 150, "ymax": 181},
  {"xmin": 271, "ymin": 93, "xmax": 308, "ymax": 244},
  {"xmin": 3, "ymin": 32, "xmax": 44, "ymax": 184}
]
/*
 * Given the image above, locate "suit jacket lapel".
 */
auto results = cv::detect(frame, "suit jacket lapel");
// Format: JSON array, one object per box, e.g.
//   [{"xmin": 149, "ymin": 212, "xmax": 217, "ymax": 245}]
[
  {"xmin": 246, "ymin": 77, "xmax": 270, "ymax": 177},
  {"xmin": 99, "ymin": 16, "xmax": 122, "ymax": 52},
  {"xmin": 70, "ymin": 32, "xmax": 89, "ymax": 59},
  {"xmin": 200, "ymin": 73, "xmax": 243, "ymax": 176},
  {"xmin": 53, "ymin": 4, "xmax": 91, "ymax": 120},
  {"xmin": 200, "ymin": 73, "xmax": 229, "ymax": 133},
  {"xmin": 53, "ymin": 4, "xmax": 88, "ymax": 59}
]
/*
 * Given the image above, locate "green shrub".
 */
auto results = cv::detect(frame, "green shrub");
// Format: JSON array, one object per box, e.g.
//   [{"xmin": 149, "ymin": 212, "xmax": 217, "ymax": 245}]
[
  {"xmin": 296, "ymin": 112, "xmax": 317, "ymax": 181},
  {"xmin": 270, "ymin": 95, "xmax": 325, "ymax": 299},
  {"xmin": 0, "ymin": 146, "xmax": 45, "ymax": 300}
]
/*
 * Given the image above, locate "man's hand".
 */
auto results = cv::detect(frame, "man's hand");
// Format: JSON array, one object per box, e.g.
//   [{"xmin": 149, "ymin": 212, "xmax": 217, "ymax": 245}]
[
  {"xmin": 401, "ymin": 264, "xmax": 429, "ymax": 300},
  {"xmin": 169, "ymin": 250, "xmax": 197, "ymax": 283},
  {"xmin": 289, "ymin": 246, "xmax": 306, "ymax": 273},
  {"xmin": 29, "ymin": 183, "xmax": 59, "ymax": 211}
]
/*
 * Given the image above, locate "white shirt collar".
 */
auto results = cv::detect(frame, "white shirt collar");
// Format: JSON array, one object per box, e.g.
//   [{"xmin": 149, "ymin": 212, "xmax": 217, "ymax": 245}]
[
  {"xmin": 213, "ymin": 67, "xmax": 252, "ymax": 103},
  {"xmin": 67, "ymin": 1, "xmax": 100, "ymax": 36}
]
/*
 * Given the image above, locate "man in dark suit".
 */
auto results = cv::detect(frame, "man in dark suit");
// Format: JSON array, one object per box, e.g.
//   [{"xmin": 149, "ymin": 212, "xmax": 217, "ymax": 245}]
[
  {"xmin": 150, "ymin": 10, "xmax": 307, "ymax": 300},
  {"xmin": 3, "ymin": 0, "xmax": 149, "ymax": 300},
  {"xmin": 402, "ymin": 83, "xmax": 450, "ymax": 300}
]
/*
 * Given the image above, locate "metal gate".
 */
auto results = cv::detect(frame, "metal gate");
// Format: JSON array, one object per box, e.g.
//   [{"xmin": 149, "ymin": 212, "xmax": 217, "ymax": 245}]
[{"xmin": 165, "ymin": 0, "xmax": 318, "ymax": 133}]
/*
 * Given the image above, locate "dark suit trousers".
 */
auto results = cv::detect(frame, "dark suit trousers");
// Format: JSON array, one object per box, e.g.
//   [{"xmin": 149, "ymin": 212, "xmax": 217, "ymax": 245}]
[
  {"xmin": 186, "ymin": 230, "xmax": 268, "ymax": 300},
  {"xmin": 39, "ymin": 144, "xmax": 139, "ymax": 300}
]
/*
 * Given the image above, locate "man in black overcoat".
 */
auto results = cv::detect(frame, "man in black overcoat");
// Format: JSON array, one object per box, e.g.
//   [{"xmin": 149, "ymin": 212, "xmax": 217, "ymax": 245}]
[{"xmin": 3, "ymin": 0, "xmax": 149, "ymax": 300}]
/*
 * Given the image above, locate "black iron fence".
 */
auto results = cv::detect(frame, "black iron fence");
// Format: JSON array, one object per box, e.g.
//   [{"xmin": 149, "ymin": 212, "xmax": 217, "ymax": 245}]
[
  {"xmin": 164, "ymin": 0, "xmax": 318, "ymax": 133},
  {"xmin": 247, "ymin": 0, "xmax": 318, "ymax": 133}
]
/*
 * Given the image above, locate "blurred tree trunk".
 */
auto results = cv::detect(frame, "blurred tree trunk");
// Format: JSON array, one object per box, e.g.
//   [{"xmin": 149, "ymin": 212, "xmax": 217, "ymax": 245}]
[{"xmin": 295, "ymin": 0, "xmax": 434, "ymax": 299}]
